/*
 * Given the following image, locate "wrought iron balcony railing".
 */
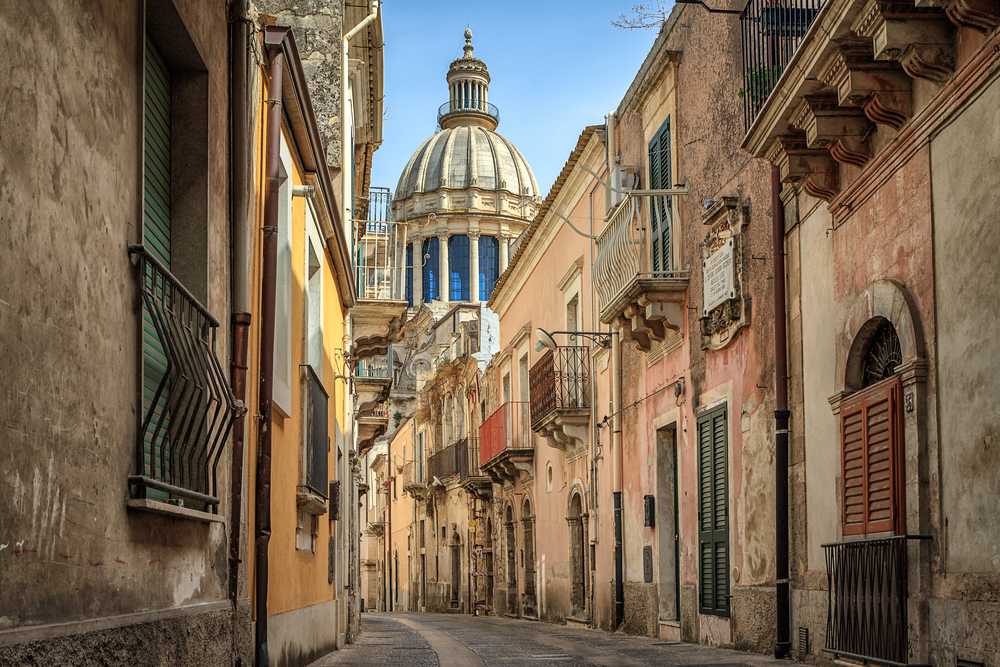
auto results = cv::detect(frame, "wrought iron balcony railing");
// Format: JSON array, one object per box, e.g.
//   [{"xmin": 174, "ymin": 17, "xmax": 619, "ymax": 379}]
[
  {"xmin": 437, "ymin": 100, "xmax": 500, "ymax": 130},
  {"xmin": 355, "ymin": 218, "xmax": 406, "ymax": 301},
  {"xmin": 301, "ymin": 364, "xmax": 329, "ymax": 500},
  {"xmin": 370, "ymin": 401, "xmax": 390, "ymax": 419},
  {"xmin": 823, "ymin": 534, "xmax": 930, "ymax": 666},
  {"xmin": 478, "ymin": 401, "xmax": 531, "ymax": 468},
  {"xmin": 529, "ymin": 347, "xmax": 590, "ymax": 432},
  {"xmin": 128, "ymin": 245, "xmax": 238, "ymax": 512},
  {"xmin": 740, "ymin": 0, "xmax": 825, "ymax": 130},
  {"xmin": 355, "ymin": 186, "xmax": 392, "ymax": 226},
  {"xmin": 456, "ymin": 437, "xmax": 483, "ymax": 483},
  {"xmin": 428, "ymin": 441, "xmax": 462, "ymax": 480},
  {"xmin": 356, "ymin": 353, "xmax": 392, "ymax": 379}
]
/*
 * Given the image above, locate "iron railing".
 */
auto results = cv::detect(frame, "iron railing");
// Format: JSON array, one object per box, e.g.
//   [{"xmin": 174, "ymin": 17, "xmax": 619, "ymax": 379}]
[
  {"xmin": 302, "ymin": 364, "xmax": 329, "ymax": 499},
  {"xmin": 354, "ymin": 189, "xmax": 405, "ymax": 301},
  {"xmin": 457, "ymin": 437, "xmax": 482, "ymax": 482},
  {"xmin": 401, "ymin": 460, "xmax": 426, "ymax": 488},
  {"xmin": 740, "ymin": 0, "xmax": 825, "ymax": 130},
  {"xmin": 356, "ymin": 353, "xmax": 392, "ymax": 379},
  {"xmin": 128, "ymin": 245, "xmax": 237, "ymax": 511},
  {"xmin": 478, "ymin": 401, "xmax": 531, "ymax": 468},
  {"xmin": 371, "ymin": 401, "xmax": 390, "ymax": 419},
  {"xmin": 428, "ymin": 441, "xmax": 461, "ymax": 479},
  {"xmin": 437, "ymin": 100, "xmax": 500, "ymax": 127},
  {"xmin": 823, "ymin": 535, "xmax": 930, "ymax": 666},
  {"xmin": 529, "ymin": 347, "xmax": 590, "ymax": 432}
]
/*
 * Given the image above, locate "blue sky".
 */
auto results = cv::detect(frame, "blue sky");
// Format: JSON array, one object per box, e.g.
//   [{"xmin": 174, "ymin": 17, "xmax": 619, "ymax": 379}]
[{"xmin": 370, "ymin": 1, "xmax": 664, "ymax": 199}]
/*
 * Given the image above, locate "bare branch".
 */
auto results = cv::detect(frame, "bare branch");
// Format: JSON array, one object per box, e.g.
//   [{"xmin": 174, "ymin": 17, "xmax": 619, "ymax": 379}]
[{"xmin": 611, "ymin": 1, "xmax": 671, "ymax": 29}]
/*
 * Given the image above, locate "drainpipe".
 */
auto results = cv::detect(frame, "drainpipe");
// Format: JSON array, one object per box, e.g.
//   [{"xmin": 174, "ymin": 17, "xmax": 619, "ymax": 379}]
[
  {"xmin": 228, "ymin": 0, "xmax": 250, "ymax": 624},
  {"xmin": 341, "ymin": 0, "xmax": 380, "ymax": 248},
  {"xmin": 772, "ymin": 165, "xmax": 791, "ymax": 658},
  {"xmin": 612, "ymin": 330, "xmax": 624, "ymax": 629},
  {"xmin": 254, "ymin": 39, "xmax": 286, "ymax": 667}
]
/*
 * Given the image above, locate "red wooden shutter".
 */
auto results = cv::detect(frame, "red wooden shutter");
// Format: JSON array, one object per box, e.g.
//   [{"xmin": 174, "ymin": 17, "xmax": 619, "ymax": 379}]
[{"xmin": 840, "ymin": 376, "xmax": 902, "ymax": 535}]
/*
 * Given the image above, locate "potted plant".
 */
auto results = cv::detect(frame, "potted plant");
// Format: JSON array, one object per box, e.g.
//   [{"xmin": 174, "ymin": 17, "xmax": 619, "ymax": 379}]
[{"xmin": 738, "ymin": 64, "xmax": 783, "ymax": 110}]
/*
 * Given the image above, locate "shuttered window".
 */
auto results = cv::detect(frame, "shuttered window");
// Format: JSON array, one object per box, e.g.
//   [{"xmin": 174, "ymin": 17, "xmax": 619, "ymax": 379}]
[
  {"xmin": 697, "ymin": 405, "xmax": 729, "ymax": 617},
  {"xmin": 647, "ymin": 117, "xmax": 672, "ymax": 274},
  {"xmin": 840, "ymin": 376, "xmax": 903, "ymax": 536},
  {"xmin": 142, "ymin": 35, "xmax": 171, "ymax": 487}
]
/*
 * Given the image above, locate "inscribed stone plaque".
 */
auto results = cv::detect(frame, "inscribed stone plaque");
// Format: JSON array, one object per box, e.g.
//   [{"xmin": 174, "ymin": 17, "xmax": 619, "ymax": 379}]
[{"xmin": 703, "ymin": 239, "xmax": 735, "ymax": 316}]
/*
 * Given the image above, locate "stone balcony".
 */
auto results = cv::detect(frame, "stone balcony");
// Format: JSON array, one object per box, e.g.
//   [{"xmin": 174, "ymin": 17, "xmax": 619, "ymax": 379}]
[
  {"xmin": 594, "ymin": 194, "xmax": 687, "ymax": 352},
  {"xmin": 528, "ymin": 347, "xmax": 590, "ymax": 461},
  {"xmin": 741, "ymin": 0, "xmax": 1000, "ymax": 217},
  {"xmin": 478, "ymin": 401, "xmax": 533, "ymax": 485},
  {"xmin": 351, "ymin": 216, "xmax": 409, "ymax": 360},
  {"xmin": 357, "ymin": 401, "xmax": 389, "ymax": 457}
]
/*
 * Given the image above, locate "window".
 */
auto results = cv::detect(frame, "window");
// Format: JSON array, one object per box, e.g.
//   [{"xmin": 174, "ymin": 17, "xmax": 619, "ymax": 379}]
[
  {"xmin": 133, "ymin": 7, "xmax": 234, "ymax": 511},
  {"xmin": 405, "ymin": 242, "xmax": 413, "ymax": 307},
  {"xmin": 697, "ymin": 405, "xmax": 729, "ymax": 617},
  {"xmin": 272, "ymin": 137, "xmax": 293, "ymax": 417},
  {"xmin": 479, "ymin": 235, "xmax": 499, "ymax": 300},
  {"xmin": 449, "ymin": 234, "xmax": 470, "ymax": 301},
  {"xmin": 648, "ymin": 117, "xmax": 672, "ymax": 274},
  {"xmin": 422, "ymin": 237, "xmax": 439, "ymax": 302},
  {"xmin": 417, "ymin": 431, "xmax": 425, "ymax": 482}
]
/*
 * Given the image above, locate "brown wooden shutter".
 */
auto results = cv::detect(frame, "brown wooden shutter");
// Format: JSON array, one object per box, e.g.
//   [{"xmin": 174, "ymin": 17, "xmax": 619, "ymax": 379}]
[{"xmin": 840, "ymin": 376, "xmax": 902, "ymax": 535}]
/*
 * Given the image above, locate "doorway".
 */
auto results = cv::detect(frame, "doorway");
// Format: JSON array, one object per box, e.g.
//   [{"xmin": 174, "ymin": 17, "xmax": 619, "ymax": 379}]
[
  {"xmin": 522, "ymin": 498, "xmax": 536, "ymax": 617},
  {"xmin": 450, "ymin": 532, "xmax": 461, "ymax": 609},
  {"xmin": 505, "ymin": 505, "xmax": 518, "ymax": 616},
  {"xmin": 568, "ymin": 492, "xmax": 586, "ymax": 617},
  {"xmin": 656, "ymin": 425, "xmax": 679, "ymax": 621}
]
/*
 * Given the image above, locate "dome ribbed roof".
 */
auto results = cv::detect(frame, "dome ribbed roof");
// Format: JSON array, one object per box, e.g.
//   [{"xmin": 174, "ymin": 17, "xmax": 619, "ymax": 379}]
[{"xmin": 394, "ymin": 125, "xmax": 539, "ymax": 202}]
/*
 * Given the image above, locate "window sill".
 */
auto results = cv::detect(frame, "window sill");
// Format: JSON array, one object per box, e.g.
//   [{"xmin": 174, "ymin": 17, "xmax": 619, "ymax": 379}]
[{"xmin": 126, "ymin": 498, "xmax": 224, "ymax": 524}]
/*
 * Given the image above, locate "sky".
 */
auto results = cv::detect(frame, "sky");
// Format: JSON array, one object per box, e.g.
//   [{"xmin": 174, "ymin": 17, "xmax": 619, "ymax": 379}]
[{"xmin": 370, "ymin": 1, "xmax": 666, "ymax": 200}]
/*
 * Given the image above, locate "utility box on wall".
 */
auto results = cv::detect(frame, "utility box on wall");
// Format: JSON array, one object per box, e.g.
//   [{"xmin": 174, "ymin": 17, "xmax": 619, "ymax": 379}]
[{"xmin": 644, "ymin": 494, "xmax": 655, "ymax": 527}]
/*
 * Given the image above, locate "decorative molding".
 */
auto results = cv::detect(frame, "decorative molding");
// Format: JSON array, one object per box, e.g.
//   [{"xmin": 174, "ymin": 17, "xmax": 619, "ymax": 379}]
[
  {"xmin": 699, "ymin": 197, "xmax": 752, "ymax": 350},
  {"xmin": 792, "ymin": 95, "xmax": 873, "ymax": 166},
  {"xmin": 557, "ymin": 258, "xmax": 585, "ymax": 293},
  {"xmin": 852, "ymin": 0, "xmax": 954, "ymax": 83},
  {"xmin": 766, "ymin": 136, "xmax": 840, "ymax": 201}
]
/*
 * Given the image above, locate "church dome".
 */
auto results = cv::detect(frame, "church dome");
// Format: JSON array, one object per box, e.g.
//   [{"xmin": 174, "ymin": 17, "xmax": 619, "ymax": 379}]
[
  {"xmin": 394, "ymin": 125, "xmax": 539, "ymax": 201},
  {"xmin": 393, "ymin": 29, "xmax": 539, "ymax": 205}
]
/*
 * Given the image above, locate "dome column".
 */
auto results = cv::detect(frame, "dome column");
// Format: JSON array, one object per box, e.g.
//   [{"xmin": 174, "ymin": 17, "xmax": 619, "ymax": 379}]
[
  {"xmin": 412, "ymin": 234, "xmax": 423, "ymax": 308},
  {"xmin": 499, "ymin": 232, "xmax": 511, "ymax": 272},
  {"xmin": 469, "ymin": 230, "xmax": 481, "ymax": 303},
  {"xmin": 439, "ymin": 231, "xmax": 451, "ymax": 301}
]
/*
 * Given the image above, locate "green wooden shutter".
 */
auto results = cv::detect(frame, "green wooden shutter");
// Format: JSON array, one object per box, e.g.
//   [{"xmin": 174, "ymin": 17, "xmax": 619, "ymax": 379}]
[
  {"xmin": 142, "ymin": 35, "xmax": 171, "ymax": 486},
  {"xmin": 648, "ymin": 117, "xmax": 672, "ymax": 273},
  {"xmin": 698, "ymin": 405, "xmax": 730, "ymax": 616}
]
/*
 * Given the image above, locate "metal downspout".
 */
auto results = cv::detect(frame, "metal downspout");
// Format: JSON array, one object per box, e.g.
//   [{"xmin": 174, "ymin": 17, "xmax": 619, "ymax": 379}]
[
  {"xmin": 772, "ymin": 165, "xmax": 791, "ymax": 658},
  {"xmin": 612, "ymin": 330, "xmax": 624, "ymax": 629},
  {"xmin": 227, "ymin": 0, "xmax": 250, "ymax": 643},
  {"xmin": 254, "ymin": 43, "xmax": 285, "ymax": 667}
]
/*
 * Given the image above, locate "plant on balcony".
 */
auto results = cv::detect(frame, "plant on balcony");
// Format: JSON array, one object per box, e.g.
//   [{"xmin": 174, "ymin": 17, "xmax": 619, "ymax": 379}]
[{"xmin": 738, "ymin": 64, "xmax": 783, "ymax": 108}]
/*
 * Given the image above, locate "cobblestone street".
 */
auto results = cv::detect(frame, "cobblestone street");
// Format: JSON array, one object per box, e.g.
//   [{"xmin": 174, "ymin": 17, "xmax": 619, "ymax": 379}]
[{"xmin": 308, "ymin": 614, "xmax": 792, "ymax": 667}]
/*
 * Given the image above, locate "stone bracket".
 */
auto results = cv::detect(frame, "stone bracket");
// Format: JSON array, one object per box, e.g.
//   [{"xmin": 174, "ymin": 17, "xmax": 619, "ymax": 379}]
[
  {"xmin": 793, "ymin": 96, "xmax": 874, "ymax": 167},
  {"xmin": 767, "ymin": 137, "xmax": 840, "ymax": 201},
  {"xmin": 852, "ymin": 0, "xmax": 954, "ymax": 83}
]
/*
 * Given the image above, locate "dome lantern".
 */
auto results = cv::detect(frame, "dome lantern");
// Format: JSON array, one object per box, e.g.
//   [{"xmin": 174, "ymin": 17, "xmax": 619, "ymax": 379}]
[{"xmin": 439, "ymin": 29, "xmax": 498, "ymax": 131}]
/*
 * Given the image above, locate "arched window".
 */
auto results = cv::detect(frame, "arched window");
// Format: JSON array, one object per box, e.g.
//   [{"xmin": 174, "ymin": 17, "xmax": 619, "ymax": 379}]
[
  {"xmin": 862, "ymin": 320, "xmax": 902, "ymax": 387},
  {"xmin": 479, "ymin": 235, "xmax": 499, "ymax": 300},
  {"xmin": 405, "ymin": 243, "xmax": 413, "ymax": 307},
  {"xmin": 449, "ymin": 234, "xmax": 470, "ymax": 301},
  {"xmin": 422, "ymin": 237, "xmax": 439, "ymax": 302}
]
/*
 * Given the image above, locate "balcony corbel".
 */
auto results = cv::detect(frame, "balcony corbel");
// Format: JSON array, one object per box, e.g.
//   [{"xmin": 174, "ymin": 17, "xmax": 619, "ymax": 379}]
[
  {"xmin": 917, "ymin": 0, "xmax": 1000, "ymax": 33},
  {"xmin": 852, "ymin": 0, "xmax": 954, "ymax": 83},
  {"xmin": 355, "ymin": 375, "xmax": 391, "ymax": 417},
  {"xmin": 350, "ymin": 300, "xmax": 409, "ymax": 359},
  {"xmin": 767, "ymin": 136, "xmax": 840, "ymax": 201},
  {"xmin": 820, "ymin": 47, "xmax": 912, "ymax": 129},
  {"xmin": 356, "ymin": 414, "xmax": 388, "ymax": 457},
  {"xmin": 792, "ymin": 96, "xmax": 874, "ymax": 167}
]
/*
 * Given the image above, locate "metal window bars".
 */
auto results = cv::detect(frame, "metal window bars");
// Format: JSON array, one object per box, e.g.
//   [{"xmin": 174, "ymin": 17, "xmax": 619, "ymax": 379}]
[
  {"xmin": 128, "ymin": 244, "xmax": 237, "ymax": 511},
  {"xmin": 740, "ymin": 0, "xmax": 825, "ymax": 131},
  {"xmin": 823, "ymin": 534, "xmax": 931, "ymax": 666},
  {"xmin": 302, "ymin": 364, "xmax": 329, "ymax": 499}
]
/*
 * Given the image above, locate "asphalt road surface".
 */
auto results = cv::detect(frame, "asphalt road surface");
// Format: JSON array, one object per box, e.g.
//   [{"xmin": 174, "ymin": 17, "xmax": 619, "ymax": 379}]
[{"xmin": 307, "ymin": 614, "xmax": 791, "ymax": 667}]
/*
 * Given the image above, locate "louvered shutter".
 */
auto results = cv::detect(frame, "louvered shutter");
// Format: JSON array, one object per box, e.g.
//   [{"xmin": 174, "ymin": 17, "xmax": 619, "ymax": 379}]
[
  {"xmin": 698, "ymin": 405, "xmax": 730, "ymax": 616},
  {"xmin": 840, "ymin": 376, "xmax": 902, "ymax": 535},
  {"xmin": 142, "ymin": 36, "xmax": 171, "ymax": 487},
  {"xmin": 647, "ymin": 118, "xmax": 672, "ymax": 274}
]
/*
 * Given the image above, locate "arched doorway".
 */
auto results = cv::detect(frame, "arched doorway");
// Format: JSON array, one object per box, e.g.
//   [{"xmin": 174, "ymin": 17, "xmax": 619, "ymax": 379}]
[
  {"xmin": 521, "ymin": 497, "xmax": 536, "ymax": 617},
  {"xmin": 567, "ymin": 492, "xmax": 586, "ymax": 617},
  {"xmin": 450, "ymin": 532, "xmax": 462, "ymax": 610},
  {"xmin": 505, "ymin": 504, "xmax": 517, "ymax": 616}
]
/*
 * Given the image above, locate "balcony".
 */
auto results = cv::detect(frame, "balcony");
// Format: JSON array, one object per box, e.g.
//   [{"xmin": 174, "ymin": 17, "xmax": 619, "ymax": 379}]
[
  {"xmin": 351, "ymin": 188, "xmax": 409, "ymax": 360},
  {"xmin": 594, "ymin": 194, "xmax": 687, "ymax": 352},
  {"xmin": 357, "ymin": 400, "xmax": 389, "ymax": 457},
  {"xmin": 401, "ymin": 460, "xmax": 426, "ymax": 495},
  {"xmin": 354, "ymin": 353, "xmax": 392, "ymax": 417},
  {"xmin": 823, "ymin": 535, "xmax": 930, "ymax": 666},
  {"xmin": 297, "ymin": 365, "xmax": 329, "ymax": 515},
  {"xmin": 478, "ymin": 401, "xmax": 533, "ymax": 485},
  {"xmin": 428, "ymin": 441, "xmax": 460, "ymax": 480},
  {"xmin": 456, "ymin": 437, "xmax": 491, "ymax": 496},
  {"xmin": 529, "ymin": 347, "xmax": 590, "ymax": 460},
  {"xmin": 437, "ymin": 99, "xmax": 500, "ymax": 132},
  {"xmin": 127, "ymin": 245, "xmax": 238, "ymax": 514},
  {"xmin": 741, "ymin": 0, "xmax": 992, "ymax": 211}
]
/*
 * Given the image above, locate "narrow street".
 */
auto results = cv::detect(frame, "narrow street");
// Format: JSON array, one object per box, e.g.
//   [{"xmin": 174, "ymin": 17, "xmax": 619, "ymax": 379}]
[{"xmin": 307, "ymin": 614, "xmax": 789, "ymax": 667}]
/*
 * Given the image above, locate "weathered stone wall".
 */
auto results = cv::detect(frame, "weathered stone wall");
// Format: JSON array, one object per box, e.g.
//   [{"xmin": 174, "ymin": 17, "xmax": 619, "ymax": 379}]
[
  {"xmin": 0, "ymin": 0, "xmax": 237, "ymax": 660},
  {"xmin": 253, "ymin": 0, "xmax": 343, "ymax": 169}
]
